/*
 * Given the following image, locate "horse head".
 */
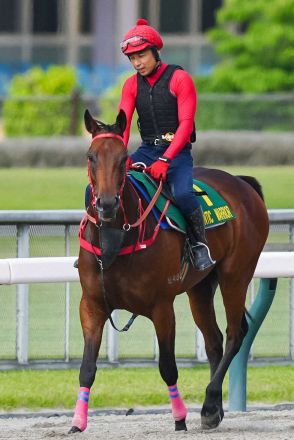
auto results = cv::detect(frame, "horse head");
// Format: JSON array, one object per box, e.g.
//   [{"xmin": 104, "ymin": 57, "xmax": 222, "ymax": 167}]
[{"xmin": 84, "ymin": 109, "xmax": 127, "ymax": 222}]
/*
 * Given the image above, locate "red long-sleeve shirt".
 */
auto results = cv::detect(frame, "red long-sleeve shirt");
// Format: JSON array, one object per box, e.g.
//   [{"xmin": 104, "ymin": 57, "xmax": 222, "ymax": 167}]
[{"xmin": 119, "ymin": 63, "xmax": 197, "ymax": 161}]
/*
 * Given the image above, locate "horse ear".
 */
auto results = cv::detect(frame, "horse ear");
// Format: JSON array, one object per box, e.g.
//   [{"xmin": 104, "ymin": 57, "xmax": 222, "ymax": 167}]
[
  {"xmin": 84, "ymin": 109, "xmax": 98, "ymax": 134},
  {"xmin": 115, "ymin": 109, "xmax": 127, "ymax": 136}
]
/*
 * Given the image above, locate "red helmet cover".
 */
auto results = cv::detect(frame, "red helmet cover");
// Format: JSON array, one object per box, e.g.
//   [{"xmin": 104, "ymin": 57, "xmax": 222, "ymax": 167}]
[{"xmin": 121, "ymin": 18, "xmax": 163, "ymax": 55}]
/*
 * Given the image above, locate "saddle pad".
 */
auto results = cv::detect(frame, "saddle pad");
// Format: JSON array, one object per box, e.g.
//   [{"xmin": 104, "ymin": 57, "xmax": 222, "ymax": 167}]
[{"xmin": 128, "ymin": 170, "xmax": 236, "ymax": 230}]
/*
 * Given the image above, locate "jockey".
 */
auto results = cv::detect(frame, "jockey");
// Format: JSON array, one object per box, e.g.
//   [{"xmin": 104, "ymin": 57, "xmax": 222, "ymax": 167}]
[{"xmin": 119, "ymin": 18, "xmax": 215, "ymax": 271}]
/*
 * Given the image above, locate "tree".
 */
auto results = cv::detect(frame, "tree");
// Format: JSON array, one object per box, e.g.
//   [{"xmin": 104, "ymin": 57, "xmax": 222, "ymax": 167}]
[{"xmin": 197, "ymin": 0, "xmax": 294, "ymax": 92}]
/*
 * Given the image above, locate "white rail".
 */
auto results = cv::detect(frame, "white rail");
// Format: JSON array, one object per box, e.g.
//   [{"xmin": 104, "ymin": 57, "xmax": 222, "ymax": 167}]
[
  {"xmin": 0, "ymin": 257, "xmax": 77, "ymax": 284},
  {"xmin": 0, "ymin": 252, "xmax": 294, "ymax": 285}
]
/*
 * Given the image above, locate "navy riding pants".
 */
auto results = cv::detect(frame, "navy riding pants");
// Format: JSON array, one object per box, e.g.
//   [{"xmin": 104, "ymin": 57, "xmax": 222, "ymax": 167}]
[{"xmin": 131, "ymin": 143, "xmax": 199, "ymax": 215}]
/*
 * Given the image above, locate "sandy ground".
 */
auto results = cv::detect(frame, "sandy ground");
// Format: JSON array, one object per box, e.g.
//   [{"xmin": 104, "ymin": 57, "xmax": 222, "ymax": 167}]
[{"xmin": 1, "ymin": 405, "xmax": 294, "ymax": 440}]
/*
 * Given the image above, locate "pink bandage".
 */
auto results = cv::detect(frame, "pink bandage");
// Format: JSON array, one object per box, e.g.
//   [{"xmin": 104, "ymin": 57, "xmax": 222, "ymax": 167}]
[
  {"xmin": 71, "ymin": 387, "xmax": 90, "ymax": 432},
  {"xmin": 168, "ymin": 384, "xmax": 187, "ymax": 421}
]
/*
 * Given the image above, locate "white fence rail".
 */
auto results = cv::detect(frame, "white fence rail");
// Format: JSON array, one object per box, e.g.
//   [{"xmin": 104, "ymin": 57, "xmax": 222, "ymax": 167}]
[{"xmin": 1, "ymin": 253, "xmax": 294, "ymax": 285}]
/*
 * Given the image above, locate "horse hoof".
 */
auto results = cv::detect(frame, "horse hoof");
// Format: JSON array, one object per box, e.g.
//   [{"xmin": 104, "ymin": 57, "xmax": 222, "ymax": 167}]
[
  {"xmin": 201, "ymin": 409, "xmax": 223, "ymax": 430},
  {"xmin": 175, "ymin": 419, "xmax": 187, "ymax": 431},
  {"xmin": 68, "ymin": 426, "xmax": 82, "ymax": 434}
]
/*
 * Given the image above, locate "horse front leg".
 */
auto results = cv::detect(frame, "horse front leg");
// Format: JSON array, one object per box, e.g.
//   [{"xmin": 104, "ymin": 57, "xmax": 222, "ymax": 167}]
[
  {"xmin": 69, "ymin": 295, "xmax": 107, "ymax": 434},
  {"xmin": 152, "ymin": 302, "xmax": 187, "ymax": 432}
]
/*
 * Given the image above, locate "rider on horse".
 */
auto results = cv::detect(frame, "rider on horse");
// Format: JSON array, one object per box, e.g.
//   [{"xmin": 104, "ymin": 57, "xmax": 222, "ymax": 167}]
[{"xmin": 119, "ymin": 18, "xmax": 214, "ymax": 271}]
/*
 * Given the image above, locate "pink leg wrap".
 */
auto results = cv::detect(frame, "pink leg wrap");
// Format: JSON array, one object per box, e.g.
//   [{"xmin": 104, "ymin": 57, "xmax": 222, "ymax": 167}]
[
  {"xmin": 168, "ymin": 384, "xmax": 187, "ymax": 421},
  {"xmin": 71, "ymin": 387, "xmax": 90, "ymax": 431}
]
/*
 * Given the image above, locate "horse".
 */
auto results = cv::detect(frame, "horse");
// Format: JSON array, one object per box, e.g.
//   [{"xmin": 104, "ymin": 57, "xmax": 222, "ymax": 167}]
[{"xmin": 69, "ymin": 109, "xmax": 269, "ymax": 434}]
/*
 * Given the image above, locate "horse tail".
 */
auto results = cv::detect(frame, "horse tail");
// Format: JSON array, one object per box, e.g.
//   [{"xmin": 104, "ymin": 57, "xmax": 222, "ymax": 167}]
[{"xmin": 237, "ymin": 175, "xmax": 264, "ymax": 201}]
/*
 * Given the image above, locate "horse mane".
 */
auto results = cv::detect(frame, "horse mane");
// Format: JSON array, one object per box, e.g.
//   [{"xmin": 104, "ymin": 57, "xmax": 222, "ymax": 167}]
[
  {"xmin": 237, "ymin": 175, "xmax": 264, "ymax": 201},
  {"xmin": 94, "ymin": 119, "xmax": 122, "ymax": 136}
]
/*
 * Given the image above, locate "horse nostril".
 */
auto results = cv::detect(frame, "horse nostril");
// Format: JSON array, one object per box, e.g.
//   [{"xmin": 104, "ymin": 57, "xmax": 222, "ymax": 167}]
[
  {"xmin": 96, "ymin": 195, "xmax": 119, "ymax": 213},
  {"xmin": 96, "ymin": 197, "xmax": 101, "ymax": 210}
]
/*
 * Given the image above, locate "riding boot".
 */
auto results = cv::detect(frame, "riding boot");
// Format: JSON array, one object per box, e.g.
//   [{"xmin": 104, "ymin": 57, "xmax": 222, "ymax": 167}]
[
  {"xmin": 73, "ymin": 259, "xmax": 79, "ymax": 268},
  {"xmin": 185, "ymin": 206, "xmax": 215, "ymax": 271}
]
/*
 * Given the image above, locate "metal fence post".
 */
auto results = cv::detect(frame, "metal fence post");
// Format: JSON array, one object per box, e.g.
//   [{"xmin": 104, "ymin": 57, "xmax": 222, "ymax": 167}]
[
  {"xmin": 228, "ymin": 278, "xmax": 277, "ymax": 411},
  {"xmin": 107, "ymin": 311, "xmax": 119, "ymax": 362},
  {"xmin": 16, "ymin": 224, "xmax": 29, "ymax": 364},
  {"xmin": 154, "ymin": 332, "xmax": 159, "ymax": 362},
  {"xmin": 64, "ymin": 225, "xmax": 70, "ymax": 362},
  {"xmin": 196, "ymin": 327, "xmax": 207, "ymax": 361},
  {"xmin": 290, "ymin": 224, "xmax": 294, "ymax": 360}
]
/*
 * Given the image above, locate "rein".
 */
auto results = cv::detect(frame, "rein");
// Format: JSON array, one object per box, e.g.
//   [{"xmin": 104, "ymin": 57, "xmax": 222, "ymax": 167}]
[
  {"xmin": 126, "ymin": 178, "xmax": 163, "ymax": 228},
  {"xmin": 90, "ymin": 243, "xmax": 138, "ymax": 333}
]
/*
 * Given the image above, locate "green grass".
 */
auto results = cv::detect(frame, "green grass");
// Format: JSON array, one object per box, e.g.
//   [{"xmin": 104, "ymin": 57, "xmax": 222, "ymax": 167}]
[
  {"xmin": 0, "ymin": 168, "xmax": 88, "ymax": 209},
  {"xmin": 220, "ymin": 165, "xmax": 294, "ymax": 209},
  {"xmin": 0, "ymin": 165, "xmax": 293, "ymax": 209},
  {"xmin": 1, "ymin": 365, "xmax": 294, "ymax": 410}
]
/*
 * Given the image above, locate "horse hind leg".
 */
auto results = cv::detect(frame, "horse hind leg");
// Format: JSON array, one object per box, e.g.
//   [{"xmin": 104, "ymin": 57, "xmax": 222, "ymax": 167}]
[
  {"xmin": 152, "ymin": 302, "xmax": 187, "ymax": 432},
  {"xmin": 187, "ymin": 271, "xmax": 224, "ymax": 428},
  {"xmin": 200, "ymin": 273, "xmax": 250, "ymax": 430},
  {"xmin": 69, "ymin": 296, "xmax": 107, "ymax": 434}
]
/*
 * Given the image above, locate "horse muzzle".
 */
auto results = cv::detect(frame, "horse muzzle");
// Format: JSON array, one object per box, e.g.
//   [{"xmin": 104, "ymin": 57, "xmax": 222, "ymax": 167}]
[{"xmin": 96, "ymin": 195, "xmax": 120, "ymax": 222}]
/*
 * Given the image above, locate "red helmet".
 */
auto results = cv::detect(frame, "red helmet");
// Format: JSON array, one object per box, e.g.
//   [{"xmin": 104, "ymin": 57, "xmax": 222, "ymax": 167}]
[{"xmin": 120, "ymin": 18, "xmax": 163, "ymax": 55}]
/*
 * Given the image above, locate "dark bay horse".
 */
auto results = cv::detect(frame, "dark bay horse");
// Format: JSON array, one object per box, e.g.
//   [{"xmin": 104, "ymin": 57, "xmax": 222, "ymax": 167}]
[{"xmin": 69, "ymin": 109, "xmax": 269, "ymax": 434}]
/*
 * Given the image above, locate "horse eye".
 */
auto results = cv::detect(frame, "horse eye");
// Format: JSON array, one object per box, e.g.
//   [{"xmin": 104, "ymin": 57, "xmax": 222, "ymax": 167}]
[
  {"xmin": 119, "ymin": 156, "xmax": 127, "ymax": 170},
  {"xmin": 87, "ymin": 153, "xmax": 96, "ymax": 163},
  {"xmin": 120, "ymin": 156, "xmax": 127, "ymax": 165}
]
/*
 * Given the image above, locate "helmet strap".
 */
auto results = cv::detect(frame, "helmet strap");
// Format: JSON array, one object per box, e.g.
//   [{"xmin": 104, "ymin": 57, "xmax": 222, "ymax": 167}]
[
  {"xmin": 145, "ymin": 60, "xmax": 161, "ymax": 77},
  {"xmin": 145, "ymin": 46, "xmax": 161, "ymax": 76},
  {"xmin": 151, "ymin": 46, "xmax": 161, "ymax": 62}
]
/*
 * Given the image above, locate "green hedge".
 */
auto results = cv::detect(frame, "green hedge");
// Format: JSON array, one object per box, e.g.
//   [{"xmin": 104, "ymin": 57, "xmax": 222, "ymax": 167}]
[
  {"xmin": 195, "ymin": 91, "xmax": 294, "ymax": 131},
  {"xmin": 3, "ymin": 66, "xmax": 83, "ymax": 137}
]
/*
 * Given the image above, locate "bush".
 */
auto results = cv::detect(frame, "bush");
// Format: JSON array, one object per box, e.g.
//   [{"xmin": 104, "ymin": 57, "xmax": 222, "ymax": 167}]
[
  {"xmin": 3, "ymin": 66, "xmax": 82, "ymax": 136},
  {"xmin": 195, "ymin": 91, "xmax": 294, "ymax": 131}
]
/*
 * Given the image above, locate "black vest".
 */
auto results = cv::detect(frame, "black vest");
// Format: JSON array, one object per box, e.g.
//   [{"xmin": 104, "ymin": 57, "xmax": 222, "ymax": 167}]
[{"xmin": 136, "ymin": 65, "xmax": 195, "ymax": 146}]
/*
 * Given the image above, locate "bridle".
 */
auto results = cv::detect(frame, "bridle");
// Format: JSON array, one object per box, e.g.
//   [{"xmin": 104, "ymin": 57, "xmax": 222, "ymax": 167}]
[
  {"xmin": 86, "ymin": 132, "xmax": 137, "ymax": 332},
  {"xmin": 84, "ymin": 132, "xmax": 165, "ymax": 333},
  {"xmin": 87, "ymin": 132, "xmax": 126, "ymax": 221}
]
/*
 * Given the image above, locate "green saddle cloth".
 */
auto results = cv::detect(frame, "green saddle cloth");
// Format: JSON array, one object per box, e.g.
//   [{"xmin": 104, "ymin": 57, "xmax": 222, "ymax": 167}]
[{"xmin": 129, "ymin": 170, "xmax": 236, "ymax": 231}]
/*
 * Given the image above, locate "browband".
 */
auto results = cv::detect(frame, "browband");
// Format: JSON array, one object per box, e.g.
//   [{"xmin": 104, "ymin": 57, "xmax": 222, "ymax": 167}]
[{"xmin": 91, "ymin": 132, "xmax": 125, "ymax": 146}]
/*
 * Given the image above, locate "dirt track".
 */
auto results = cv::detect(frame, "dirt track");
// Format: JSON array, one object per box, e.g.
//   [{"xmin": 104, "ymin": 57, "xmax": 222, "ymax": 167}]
[{"xmin": 1, "ymin": 405, "xmax": 294, "ymax": 439}]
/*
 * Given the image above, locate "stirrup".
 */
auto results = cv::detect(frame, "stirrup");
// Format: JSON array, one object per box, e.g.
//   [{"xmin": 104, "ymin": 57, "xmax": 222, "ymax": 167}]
[
  {"xmin": 191, "ymin": 242, "xmax": 215, "ymax": 271},
  {"xmin": 73, "ymin": 259, "xmax": 79, "ymax": 268}
]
